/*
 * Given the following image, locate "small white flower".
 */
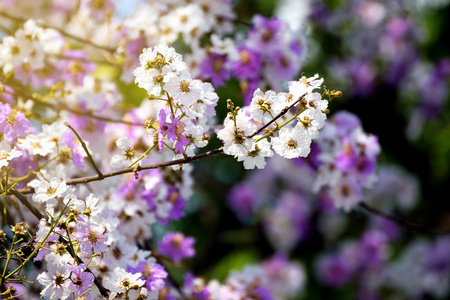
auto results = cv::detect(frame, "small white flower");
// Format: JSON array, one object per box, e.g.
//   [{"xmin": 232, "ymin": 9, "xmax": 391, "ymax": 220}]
[
  {"xmin": 237, "ymin": 137, "xmax": 274, "ymax": 169},
  {"xmin": 297, "ymin": 108, "xmax": 326, "ymax": 139},
  {"xmin": 250, "ymin": 89, "xmax": 281, "ymax": 123},
  {"xmin": 165, "ymin": 73, "xmax": 203, "ymax": 106},
  {"xmin": 33, "ymin": 178, "xmax": 68, "ymax": 205},
  {"xmin": 18, "ymin": 133, "xmax": 56, "ymax": 156},
  {"xmin": 330, "ymin": 175, "xmax": 361, "ymax": 212},
  {"xmin": 37, "ymin": 263, "xmax": 71, "ymax": 300},
  {"xmin": 104, "ymin": 267, "xmax": 145, "ymax": 297},
  {"xmin": 110, "ymin": 154, "xmax": 126, "ymax": 168},
  {"xmin": 0, "ymin": 140, "xmax": 22, "ymax": 168},
  {"xmin": 116, "ymin": 137, "xmax": 130, "ymax": 150},
  {"xmin": 288, "ymin": 74, "xmax": 324, "ymax": 102},
  {"xmin": 110, "ymin": 137, "xmax": 132, "ymax": 168},
  {"xmin": 217, "ymin": 110, "xmax": 257, "ymax": 158},
  {"xmin": 272, "ymin": 126, "xmax": 311, "ymax": 159}
]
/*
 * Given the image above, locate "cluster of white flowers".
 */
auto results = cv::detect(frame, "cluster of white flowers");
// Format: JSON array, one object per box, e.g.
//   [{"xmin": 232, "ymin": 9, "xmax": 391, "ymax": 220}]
[
  {"xmin": 112, "ymin": 42, "xmax": 218, "ymax": 169},
  {"xmin": 0, "ymin": 19, "xmax": 63, "ymax": 74},
  {"xmin": 218, "ymin": 74, "xmax": 328, "ymax": 169}
]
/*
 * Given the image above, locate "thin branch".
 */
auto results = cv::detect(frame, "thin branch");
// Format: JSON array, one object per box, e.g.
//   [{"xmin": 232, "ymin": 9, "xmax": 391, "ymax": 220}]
[
  {"xmin": 359, "ymin": 202, "xmax": 450, "ymax": 235},
  {"xmin": 216, "ymin": 14, "xmax": 252, "ymax": 27},
  {"xmin": 16, "ymin": 148, "xmax": 224, "ymax": 195},
  {"xmin": 65, "ymin": 122, "xmax": 104, "ymax": 179},
  {"xmin": 248, "ymin": 95, "xmax": 305, "ymax": 139},
  {"xmin": 2, "ymin": 79, "xmax": 143, "ymax": 127},
  {"xmin": 1, "ymin": 180, "xmax": 44, "ymax": 220},
  {"xmin": 0, "ymin": 11, "xmax": 115, "ymax": 53}
]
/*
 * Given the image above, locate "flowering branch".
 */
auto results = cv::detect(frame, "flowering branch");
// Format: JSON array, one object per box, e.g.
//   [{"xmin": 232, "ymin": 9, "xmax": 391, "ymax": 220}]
[
  {"xmin": 1, "ymin": 183, "xmax": 111, "ymax": 297},
  {"xmin": 247, "ymin": 94, "xmax": 305, "ymax": 139},
  {"xmin": 15, "ymin": 148, "xmax": 225, "ymax": 195}
]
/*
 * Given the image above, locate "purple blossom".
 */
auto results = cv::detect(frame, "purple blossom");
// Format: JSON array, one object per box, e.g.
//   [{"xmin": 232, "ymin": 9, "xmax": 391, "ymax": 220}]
[
  {"xmin": 14, "ymin": 63, "xmax": 58, "ymax": 88},
  {"xmin": 268, "ymin": 50, "xmax": 300, "ymax": 81},
  {"xmin": 231, "ymin": 46, "xmax": 262, "ymax": 80},
  {"xmin": 143, "ymin": 186, "xmax": 186, "ymax": 225},
  {"xmin": 428, "ymin": 237, "xmax": 450, "ymax": 273},
  {"xmin": 184, "ymin": 273, "xmax": 210, "ymax": 300},
  {"xmin": 199, "ymin": 53, "xmax": 231, "ymax": 87},
  {"xmin": 128, "ymin": 261, "xmax": 167, "ymax": 291},
  {"xmin": 74, "ymin": 221, "xmax": 108, "ymax": 255},
  {"xmin": 69, "ymin": 264, "xmax": 95, "ymax": 300},
  {"xmin": 243, "ymin": 79, "xmax": 260, "ymax": 106},
  {"xmin": 316, "ymin": 254, "xmax": 352, "ymax": 287},
  {"xmin": 0, "ymin": 102, "xmax": 31, "ymax": 140},
  {"xmin": 159, "ymin": 287, "xmax": 178, "ymax": 300},
  {"xmin": 192, "ymin": 288, "xmax": 210, "ymax": 300},
  {"xmin": 335, "ymin": 137, "xmax": 357, "ymax": 172},
  {"xmin": 228, "ymin": 183, "xmax": 259, "ymax": 218},
  {"xmin": 158, "ymin": 232, "xmax": 195, "ymax": 263},
  {"xmin": 358, "ymin": 230, "xmax": 388, "ymax": 268},
  {"xmin": 248, "ymin": 15, "xmax": 284, "ymax": 54},
  {"xmin": 250, "ymin": 286, "xmax": 273, "ymax": 300},
  {"xmin": 117, "ymin": 178, "xmax": 143, "ymax": 202},
  {"xmin": 57, "ymin": 50, "xmax": 97, "ymax": 85},
  {"xmin": 34, "ymin": 231, "xmax": 60, "ymax": 261},
  {"xmin": 167, "ymin": 115, "xmax": 190, "ymax": 154},
  {"xmin": 333, "ymin": 111, "xmax": 362, "ymax": 136}
]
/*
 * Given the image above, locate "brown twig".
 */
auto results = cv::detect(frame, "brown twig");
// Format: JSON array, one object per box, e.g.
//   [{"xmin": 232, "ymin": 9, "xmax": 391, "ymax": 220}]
[
  {"xmin": 216, "ymin": 14, "xmax": 251, "ymax": 27},
  {"xmin": 16, "ymin": 148, "xmax": 224, "ymax": 195},
  {"xmin": 64, "ymin": 122, "xmax": 104, "ymax": 179},
  {"xmin": 1, "ymin": 180, "xmax": 44, "ymax": 220},
  {"xmin": 248, "ymin": 95, "xmax": 305, "ymax": 139},
  {"xmin": 0, "ymin": 11, "xmax": 115, "ymax": 53},
  {"xmin": 359, "ymin": 202, "xmax": 450, "ymax": 235}
]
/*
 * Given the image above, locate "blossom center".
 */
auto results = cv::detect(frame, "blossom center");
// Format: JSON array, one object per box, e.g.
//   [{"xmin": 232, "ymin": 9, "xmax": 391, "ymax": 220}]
[
  {"xmin": 257, "ymin": 98, "xmax": 271, "ymax": 112},
  {"xmin": 233, "ymin": 130, "xmax": 246, "ymax": 144},
  {"xmin": 54, "ymin": 274, "xmax": 65, "ymax": 286},
  {"xmin": 87, "ymin": 230, "xmax": 99, "ymax": 243},
  {"xmin": 47, "ymin": 187, "xmax": 57, "ymax": 196},
  {"xmin": 286, "ymin": 139, "xmax": 297, "ymax": 150},
  {"xmin": 0, "ymin": 151, "xmax": 9, "ymax": 160},
  {"xmin": 147, "ymin": 54, "xmax": 165, "ymax": 70},
  {"xmin": 179, "ymin": 80, "xmax": 191, "ymax": 93}
]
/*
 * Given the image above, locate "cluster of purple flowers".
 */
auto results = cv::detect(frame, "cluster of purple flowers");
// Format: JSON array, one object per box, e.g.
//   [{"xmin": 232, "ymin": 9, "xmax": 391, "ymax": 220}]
[{"xmin": 198, "ymin": 15, "xmax": 306, "ymax": 103}]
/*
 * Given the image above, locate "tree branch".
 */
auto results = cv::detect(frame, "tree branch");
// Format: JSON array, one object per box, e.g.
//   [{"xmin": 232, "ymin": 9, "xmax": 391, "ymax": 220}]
[
  {"xmin": 359, "ymin": 202, "xmax": 450, "ymax": 235},
  {"xmin": 15, "ymin": 148, "xmax": 224, "ymax": 195},
  {"xmin": 65, "ymin": 122, "xmax": 104, "ymax": 179}
]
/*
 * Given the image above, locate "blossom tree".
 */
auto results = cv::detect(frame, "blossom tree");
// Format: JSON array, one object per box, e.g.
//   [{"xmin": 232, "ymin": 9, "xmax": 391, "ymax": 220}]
[{"xmin": 1, "ymin": 1, "xmax": 450, "ymax": 300}]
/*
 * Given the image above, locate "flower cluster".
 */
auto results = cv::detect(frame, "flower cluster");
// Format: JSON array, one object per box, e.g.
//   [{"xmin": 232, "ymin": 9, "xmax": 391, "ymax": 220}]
[
  {"xmin": 313, "ymin": 111, "xmax": 381, "ymax": 211},
  {"xmin": 218, "ymin": 74, "xmax": 328, "ymax": 169}
]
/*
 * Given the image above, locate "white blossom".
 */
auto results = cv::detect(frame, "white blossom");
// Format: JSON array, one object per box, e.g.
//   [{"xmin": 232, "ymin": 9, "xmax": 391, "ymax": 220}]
[
  {"xmin": 217, "ymin": 110, "xmax": 257, "ymax": 158},
  {"xmin": 272, "ymin": 126, "xmax": 311, "ymax": 159},
  {"xmin": 0, "ymin": 140, "xmax": 22, "ymax": 168}
]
